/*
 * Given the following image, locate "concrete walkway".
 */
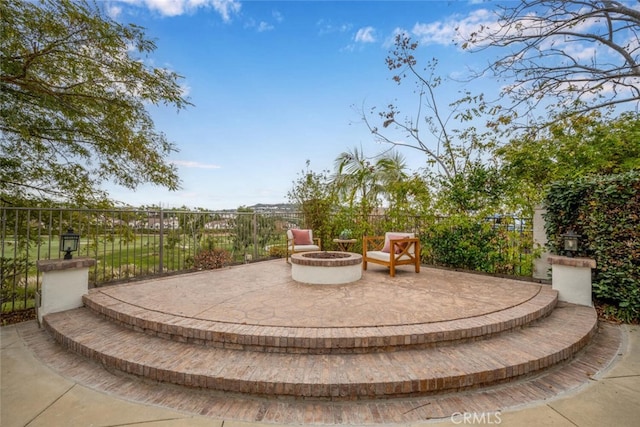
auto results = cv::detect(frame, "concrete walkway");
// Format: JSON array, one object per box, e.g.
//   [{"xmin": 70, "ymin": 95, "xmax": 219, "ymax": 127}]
[{"xmin": 1, "ymin": 320, "xmax": 638, "ymax": 427}]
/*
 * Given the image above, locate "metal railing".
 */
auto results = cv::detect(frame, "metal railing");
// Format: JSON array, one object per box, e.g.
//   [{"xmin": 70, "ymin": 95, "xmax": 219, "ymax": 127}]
[
  {"xmin": 0, "ymin": 208, "xmax": 307, "ymax": 314},
  {"xmin": 1, "ymin": 207, "xmax": 533, "ymax": 315}
]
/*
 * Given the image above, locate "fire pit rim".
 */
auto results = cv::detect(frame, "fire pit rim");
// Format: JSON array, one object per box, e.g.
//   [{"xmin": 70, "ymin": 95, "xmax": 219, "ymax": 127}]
[{"xmin": 290, "ymin": 251, "xmax": 362, "ymax": 267}]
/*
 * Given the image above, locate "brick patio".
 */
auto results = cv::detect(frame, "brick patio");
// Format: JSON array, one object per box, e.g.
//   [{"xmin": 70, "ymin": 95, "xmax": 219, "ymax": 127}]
[{"xmin": 24, "ymin": 259, "xmax": 622, "ymax": 424}]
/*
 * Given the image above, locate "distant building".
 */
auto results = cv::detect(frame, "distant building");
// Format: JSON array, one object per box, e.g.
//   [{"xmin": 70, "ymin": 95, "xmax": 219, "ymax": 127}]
[{"xmin": 204, "ymin": 220, "xmax": 230, "ymax": 230}]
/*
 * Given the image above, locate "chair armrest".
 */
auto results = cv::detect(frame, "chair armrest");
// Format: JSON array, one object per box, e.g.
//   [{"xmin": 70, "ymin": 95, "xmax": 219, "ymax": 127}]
[
  {"xmin": 313, "ymin": 237, "xmax": 321, "ymax": 249},
  {"xmin": 362, "ymin": 236, "xmax": 384, "ymax": 255},
  {"xmin": 390, "ymin": 237, "xmax": 420, "ymax": 258}
]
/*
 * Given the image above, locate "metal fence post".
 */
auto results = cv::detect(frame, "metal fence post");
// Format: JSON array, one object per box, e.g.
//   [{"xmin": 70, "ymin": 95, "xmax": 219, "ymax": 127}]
[
  {"xmin": 159, "ymin": 209, "xmax": 164, "ymax": 273},
  {"xmin": 253, "ymin": 212, "xmax": 258, "ymax": 261}
]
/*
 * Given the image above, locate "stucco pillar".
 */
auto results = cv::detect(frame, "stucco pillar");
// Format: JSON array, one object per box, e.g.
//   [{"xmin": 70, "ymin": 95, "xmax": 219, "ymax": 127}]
[
  {"xmin": 533, "ymin": 205, "xmax": 551, "ymax": 280},
  {"xmin": 548, "ymin": 255, "xmax": 596, "ymax": 307},
  {"xmin": 36, "ymin": 257, "xmax": 96, "ymax": 325}
]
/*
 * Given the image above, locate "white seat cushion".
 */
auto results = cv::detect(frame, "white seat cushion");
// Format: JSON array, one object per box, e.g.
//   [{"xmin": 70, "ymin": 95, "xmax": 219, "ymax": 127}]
[
  {"xmin": 366, "ymin": 251, "xmax": 413, "ymax": 261},
  {"xmin": 288, "ymin": 244, "xmax": 320, "ymax": 252}
]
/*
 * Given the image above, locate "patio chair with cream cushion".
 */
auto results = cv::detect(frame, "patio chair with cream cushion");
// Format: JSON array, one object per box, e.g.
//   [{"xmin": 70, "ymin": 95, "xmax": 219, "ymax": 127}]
[
  {"xmin": 286, "ymin": 229, "xmax": 321, "ymax": 262},
  {"xmin": 362, "ymin": 232, "xmax": 420, "ymax": 277}
]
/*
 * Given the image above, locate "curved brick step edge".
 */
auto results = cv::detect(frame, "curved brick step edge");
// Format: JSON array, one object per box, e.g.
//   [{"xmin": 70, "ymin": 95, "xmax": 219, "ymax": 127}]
[
  {"xmin": 81, "ymin": 287, "xmax": 558, "ymax": 354},
  {"xmin": 16, "ymin": 320, "xmax": 622, "ymax": 425},
  {"xmin": 43, "ymin": 303, "xmax": 596, "ymax": 400}
]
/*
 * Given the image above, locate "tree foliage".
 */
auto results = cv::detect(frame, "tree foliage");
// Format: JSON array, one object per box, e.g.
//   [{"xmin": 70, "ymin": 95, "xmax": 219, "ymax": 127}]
[
  {"xmin": 544, "ymin": 171, "xmax": 640, "ymax": 323},
  {"xmin": 460, "ymin": 0, "xmax": 640, "ymax": 127},
  {"xmin": 332, "ymin": 146, "xmax": 388, "ymax": 218},
  {"xmin": 497, "ymin": 111, "xmax": 640, "ymax": 209},
  {"xmin": 332, "ymin": 147, "xmax": 433, "ymax": 217},
  {"xmin": 436, "ymin": 162, "xmax": 508, "ymax": 215},
  {"xmin": 0, "ymin": 0, "xmax": 191, "ymax": 206},
  {"xmin": 363, "ymin": 6, "xmax": 640, "ymax": 215},
  {"xmin": 363, "ymin": 40, "xmax": 497, "ymax": 182},
  {"xmin": 287, "ymin": 160, "xmax": 335, "ymax": 232},
  {"xmin": 230, "ymin": 207, "xmax": 276, "ymax": 256},
  {"xmin": 361, "ymin": 36, "xmax": 505, "ymax": 214}
]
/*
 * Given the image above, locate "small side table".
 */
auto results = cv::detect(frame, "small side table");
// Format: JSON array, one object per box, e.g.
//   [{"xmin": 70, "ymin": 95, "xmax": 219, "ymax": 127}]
[{"xmin": 333, "ymin": 238, "xmax": 357, "ymax": 252}]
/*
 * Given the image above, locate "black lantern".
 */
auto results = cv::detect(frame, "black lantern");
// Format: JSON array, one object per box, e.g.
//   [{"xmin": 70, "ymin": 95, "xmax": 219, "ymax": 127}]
[
  {"xmin": 562, "ymin": 229, "xmax": 580, "ymax": 257},
  {"xmin": 60, "ymin": 228, "xmax": 80, "ymax": 260}
]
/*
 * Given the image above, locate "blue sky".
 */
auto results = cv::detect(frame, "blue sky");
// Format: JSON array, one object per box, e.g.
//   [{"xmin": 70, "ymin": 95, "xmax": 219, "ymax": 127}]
[{"xmin": 103, "ymin": 0, "xmax": 505, "ymax": 210}]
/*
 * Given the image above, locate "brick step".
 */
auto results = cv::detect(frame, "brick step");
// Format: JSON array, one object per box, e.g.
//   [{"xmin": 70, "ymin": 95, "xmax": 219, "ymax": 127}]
[
  {"xmin": 43, "ymin": 302, "xmax": 596, "ymax": 400},
  {"xmin": 82, "ymin": 287, "xmax": 558, "ymax": 354},
  {"xmin": 18, "ymin": 319, "xmax": 622, "ymax": 425}
]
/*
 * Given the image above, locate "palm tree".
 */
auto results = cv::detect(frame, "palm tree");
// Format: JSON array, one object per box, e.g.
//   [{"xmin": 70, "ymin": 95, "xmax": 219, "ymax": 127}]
[
  {"xmin": 332, "ymin": 147, "xmax": 417, "ymax": 215},
  {"xmin": 375, "ymin": 150, "xmax": 413, "ymax": 210},
  {"xmin": 332, "ymin": 147, "xmax": 382, "ymax": 216}
]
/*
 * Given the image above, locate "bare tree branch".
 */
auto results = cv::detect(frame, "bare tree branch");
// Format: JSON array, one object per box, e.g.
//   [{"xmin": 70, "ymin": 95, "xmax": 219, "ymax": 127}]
[{"xmin": 459, "ymin": 0, "xmax": 640, "ymax": 127}]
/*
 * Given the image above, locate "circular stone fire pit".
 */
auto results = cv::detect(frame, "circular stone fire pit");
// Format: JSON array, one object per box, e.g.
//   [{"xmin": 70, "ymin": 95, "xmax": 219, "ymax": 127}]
[{"xmin": 290, "ymin": 251, "xmax": 362, "ymax": 285}]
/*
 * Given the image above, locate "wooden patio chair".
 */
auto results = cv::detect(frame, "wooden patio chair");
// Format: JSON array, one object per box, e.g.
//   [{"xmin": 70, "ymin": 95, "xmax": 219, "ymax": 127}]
[{"xmin": 362, "ymin": 232, "xmax": 420, "ymax": 277}]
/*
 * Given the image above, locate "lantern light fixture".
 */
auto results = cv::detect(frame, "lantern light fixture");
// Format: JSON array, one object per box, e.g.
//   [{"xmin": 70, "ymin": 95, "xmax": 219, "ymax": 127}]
[
  {"xmin": 562, "ymin": 229, "xmax": 580, "ymax": 257},
  {"xmin": 60, "ymin": 228, "xmax": 80, "ymax": 260}
]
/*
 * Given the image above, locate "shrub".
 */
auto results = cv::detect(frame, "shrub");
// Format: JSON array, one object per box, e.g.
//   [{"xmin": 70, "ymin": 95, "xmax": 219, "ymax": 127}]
[
  {"xmin": 545, "ymin": 171, "xmax": 640, "ymax": 323},
  {"xmin": 268, "ymin": 245, "xmax": 287, "ymax": 258},
  {"xmin": 193, "ymin": 248, "xmax": 230, "ymax": 270},
  {"xmin": 421, "ymin": 215, "xmax": 534, "ymax": 275},
  {"xmin": 422, "ymin": 216, "xmax": 505, "ymax": 273}
]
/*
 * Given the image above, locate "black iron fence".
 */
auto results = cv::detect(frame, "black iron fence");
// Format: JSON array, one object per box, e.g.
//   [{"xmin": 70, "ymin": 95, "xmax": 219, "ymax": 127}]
[{"xmin": 1, "ymin": 207, "xmax": 533, "ymax": 316}]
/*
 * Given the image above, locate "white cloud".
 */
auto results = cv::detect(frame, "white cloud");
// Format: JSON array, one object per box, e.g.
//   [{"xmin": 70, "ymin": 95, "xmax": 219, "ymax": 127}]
[
  {"xmin": 272, "ymin": 10, "xmax": 283, "ymax": 23},
  {"xmin": 382, "ymin": 27, "xmax": 409, "ymax": 48},
  {"xmin": 563, "ymin": 44, "xmax": 598, "ymax": 62},
  {"xmin": 412, "ymin": 9, "xmax": 497, "ymax": 47},
  {"xmin": 171, "ymin": 160, "xmax": 221, "ymax": 169},
  {"xmin": 257, "ymin": 21, "xmax": 274, "ymax": 32},
  {"xmin": 122, "ymin": 0, "xmax": 241, "ymax": 21},
  {"xmin": 317, "ymin": 19, "xmax": 352, "ymax": 36},
  {"xmin": 243, "ymin": 10, "xmax": 281, "ymax": 32},
  {"xmin": 179, "ymin": 81, "xmax": 191, "ymax": 98},
  {"xmin": 211, "ymin": 0, "xmax": 242, "ymax": 22},
  {"xmin": 106, "ymin": 4, "xmax": 123, "ymax": 19},
  {"xmin": 355, "ymin": 26, "xmax": 376, "ymax": 43}
]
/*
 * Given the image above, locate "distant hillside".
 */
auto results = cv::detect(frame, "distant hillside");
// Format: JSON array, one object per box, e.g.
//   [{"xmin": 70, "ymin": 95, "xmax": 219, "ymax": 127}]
[
  {"xmin": 120, "ymin": 203, "xmax": 300, "ymax": 212},
  {"xmin": 249, "ymin": 203, "xmax": 298, "ymax": 212}
]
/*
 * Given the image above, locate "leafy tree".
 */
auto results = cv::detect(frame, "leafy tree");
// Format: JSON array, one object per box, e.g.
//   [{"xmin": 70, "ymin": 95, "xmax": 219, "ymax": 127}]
[
  {"xmin": 332, "ymin": 146, "xmax": 386, "ymax": 218},
  {"xmin": 436, "ymin": 161, "xmax": 508, "ymax": 216},
  {"xmin": 287, "ymin": 160, "xmax": 335, "ymax": 239},
  {"xmin": 459, "ymin": 0, "xmax": 640, "ymax": 128},
  {"xmin": 361, "ymin": 36, "xmax": 505, "ymax": 214},
  {"xmin": 377, "ymin": 151, "xmax": 432, "ymax": 217},
  {"xmin": 231, "ymin": 207, "xmax": 254, "ymax": 253},
  {"xmin": 366, "ymin": 18, "xmax": 639, "ymax": 215},
  {"xmin": 363, "ymin": 44, "xmax": 496, "ymax": 182},
  {"xmin": 333, "ymin": 148, "xmax": 432, "ymax": 217},
  {"xmin": 1, "ymin": 0, "xmax": 191, "ymax": 206},
  {"xmin": 228, "ymin": 207, "xmax": 276, "ymax": 261},
  {"xmin": 497, "ymin": 111, "xmax": 640, "ymax": 210}
]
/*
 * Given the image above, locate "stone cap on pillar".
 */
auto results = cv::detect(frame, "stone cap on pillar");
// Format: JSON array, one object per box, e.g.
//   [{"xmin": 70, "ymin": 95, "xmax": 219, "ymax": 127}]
[
  {"xmin": 547, "ymin": 255, "xmax": 596, "ymax": 269},
  {"xmin": 36, "ymin": 257, "xmax": 97, "ymax": 272}
]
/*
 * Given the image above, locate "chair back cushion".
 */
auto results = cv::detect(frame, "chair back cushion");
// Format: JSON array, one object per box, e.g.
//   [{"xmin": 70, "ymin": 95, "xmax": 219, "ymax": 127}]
[
  {"xmin": 289, "ymin": 229, "xmax": 313, "ymax": 245},
  {"xmin": 382, "ymin": 232, "xmax": 414, "ymax": 253}
]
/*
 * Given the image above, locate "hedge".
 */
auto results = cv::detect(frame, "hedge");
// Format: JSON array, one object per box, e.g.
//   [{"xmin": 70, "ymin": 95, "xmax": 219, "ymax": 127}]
[
  {"xmin": 544, "ymin": 171, "xmax": 640, "ymax": 323},
  {"xmin": 421, "ymin": 215, "xmax": 534, "ymax": 276}
]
